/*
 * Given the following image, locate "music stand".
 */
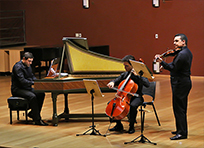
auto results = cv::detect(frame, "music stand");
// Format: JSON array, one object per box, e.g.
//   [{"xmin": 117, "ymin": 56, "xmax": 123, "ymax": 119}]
[
  {"xmin": 124, "ymin": 60, "xmax": 156, "ymax": 145},
  {"xmin": 76, "ymin": 79, "xmax": 106, "ymax": 137},
  {"xmin": 129, "ymin": 60, "xmax": 154, "ymax": 81}
]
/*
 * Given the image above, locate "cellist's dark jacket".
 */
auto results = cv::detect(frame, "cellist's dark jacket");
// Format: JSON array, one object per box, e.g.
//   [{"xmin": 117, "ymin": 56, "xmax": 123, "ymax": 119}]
[{"xmin": 111, "ymin": 71, "xmax": 150, "ymax": 97}]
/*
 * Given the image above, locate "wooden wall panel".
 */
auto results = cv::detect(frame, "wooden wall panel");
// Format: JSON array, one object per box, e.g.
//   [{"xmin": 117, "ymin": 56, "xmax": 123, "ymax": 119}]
[{"xmin": 0, "ymin": 50, "xmax": 9, "ymax": 72}]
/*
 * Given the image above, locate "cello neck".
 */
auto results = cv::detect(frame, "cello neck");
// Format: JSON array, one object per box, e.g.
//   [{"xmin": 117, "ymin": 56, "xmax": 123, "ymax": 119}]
[{"xmin": 118, "ymin": 72, "xmax": 132, "ymax": 91}]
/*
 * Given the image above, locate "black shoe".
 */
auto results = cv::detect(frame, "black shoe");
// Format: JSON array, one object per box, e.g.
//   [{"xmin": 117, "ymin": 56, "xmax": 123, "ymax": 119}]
[
  {"xmin": 34, "ymin": 120, "xmax": 49, "ymax": 126},
  {"xmin": 128, "ymin": 128, "xmax": 135, "ymax": 134},
  {"xmin": 171, "ymin": 131, "xmax": 177, "ymax": 135},
  {"xmin": 170, "ymin": 134, "xmax": 187, "ymax": 140},
  {"xmin": 109, "ymin": 124, "xmax": 124, "ymax": 131}
]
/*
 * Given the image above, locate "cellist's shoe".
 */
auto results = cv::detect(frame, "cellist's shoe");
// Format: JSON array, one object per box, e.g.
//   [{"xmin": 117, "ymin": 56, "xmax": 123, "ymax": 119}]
[
  {"xmin": 109, "ymin": 124, "xmax": 124, "ymax": 131},
  {"xmin": 128, "ymin": 127, "xmax": 135, "ymax": 134}
]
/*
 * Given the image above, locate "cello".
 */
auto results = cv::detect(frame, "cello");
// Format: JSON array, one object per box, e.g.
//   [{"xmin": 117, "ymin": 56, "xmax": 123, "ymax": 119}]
[{"xmin": 105, "ymin": 71, "xmax": 138, "ymax": 120}]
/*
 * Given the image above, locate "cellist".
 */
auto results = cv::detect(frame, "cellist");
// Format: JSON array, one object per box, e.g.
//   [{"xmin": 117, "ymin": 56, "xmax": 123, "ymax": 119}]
[{"xmin": 107, "ymin": 55, "xmax": 150, "ymax": 134}]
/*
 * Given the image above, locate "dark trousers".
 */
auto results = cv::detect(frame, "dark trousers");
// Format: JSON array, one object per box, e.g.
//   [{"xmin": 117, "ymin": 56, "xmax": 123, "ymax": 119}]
[
  {"xmin": 171, "ymin": 76, "xmax": 192, "ymax": 136},
  {"xmin": 11, "ymin": 88, "xmax": 45, "ymax": 121},
  {"xmin": 113, "ymin": 96, "xmax": 143, "ymax": 128}
]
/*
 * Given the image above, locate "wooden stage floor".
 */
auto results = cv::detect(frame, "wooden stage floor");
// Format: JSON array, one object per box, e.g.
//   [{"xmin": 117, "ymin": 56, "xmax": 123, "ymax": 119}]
[{"xmin": 0, "ymin": 75, "xmax": 203, "ymax": 148}]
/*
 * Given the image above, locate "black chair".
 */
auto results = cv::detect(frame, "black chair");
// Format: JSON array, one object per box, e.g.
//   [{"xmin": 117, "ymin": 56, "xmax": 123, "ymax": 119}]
[
  {"xmin": 142, "ymin": 81, "xmax": 161, "ymax": 126},
  {"xmin": 7, "ymin": 97, "xmax": 30, "ymax": 124}
]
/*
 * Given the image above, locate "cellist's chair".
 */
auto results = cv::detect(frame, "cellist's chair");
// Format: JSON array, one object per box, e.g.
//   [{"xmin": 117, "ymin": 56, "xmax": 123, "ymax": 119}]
[{"xmin": 142, "ymin": 81, "xmax": 161, "ymax": 126}]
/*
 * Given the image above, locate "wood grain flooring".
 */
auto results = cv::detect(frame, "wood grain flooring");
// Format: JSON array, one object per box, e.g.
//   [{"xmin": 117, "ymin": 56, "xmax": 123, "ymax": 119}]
[{"xmin": 0, "ymin": 74, "xmax": 203, "ymax": 148}]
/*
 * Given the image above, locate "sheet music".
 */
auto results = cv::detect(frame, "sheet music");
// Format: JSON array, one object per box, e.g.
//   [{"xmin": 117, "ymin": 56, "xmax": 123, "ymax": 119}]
[{"xmin": 47, "ymin": 58, "xmax": 68, "ymax": 77}]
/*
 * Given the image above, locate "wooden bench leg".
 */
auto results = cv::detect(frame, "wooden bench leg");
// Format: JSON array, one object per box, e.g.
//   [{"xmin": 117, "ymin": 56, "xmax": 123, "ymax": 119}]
[
  {"xmin": 17, "ymin": 110, "xmax": 20, "ymax": 120},
  {"xmin": 10, "ymin": 109, "xmax": 12, "ymax": 124},
  {"xmin": 25, "ymin": 110, "xmax": 28, "ymax": 123}
]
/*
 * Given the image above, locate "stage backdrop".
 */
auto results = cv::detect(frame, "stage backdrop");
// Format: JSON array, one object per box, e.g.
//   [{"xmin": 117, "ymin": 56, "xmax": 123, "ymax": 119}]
[{"xmin": 1, "ymin": 0, "xmax": 203, "ymax": 76}]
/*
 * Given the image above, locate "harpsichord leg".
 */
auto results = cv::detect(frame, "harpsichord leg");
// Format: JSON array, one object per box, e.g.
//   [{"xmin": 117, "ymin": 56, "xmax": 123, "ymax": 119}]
[
  {"xmin": 63, "ymin": 93, "xmax": 69, "ymax": 121},
  {"xmin": 52, "ymin": 93, "xmax": 59, "ymax": 126}
]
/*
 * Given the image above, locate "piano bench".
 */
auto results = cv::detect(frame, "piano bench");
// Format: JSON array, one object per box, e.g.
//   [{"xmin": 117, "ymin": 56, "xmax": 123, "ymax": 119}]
[{"xmin": 7, "ymin": 97, "xmax": 30, "ymax": 124}]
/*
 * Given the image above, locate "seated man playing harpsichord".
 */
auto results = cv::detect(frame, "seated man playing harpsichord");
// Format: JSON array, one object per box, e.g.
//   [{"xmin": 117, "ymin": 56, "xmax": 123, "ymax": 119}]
[{"xmin": 11, "ymin": 52, "xmax": 48, "ymax": 126}]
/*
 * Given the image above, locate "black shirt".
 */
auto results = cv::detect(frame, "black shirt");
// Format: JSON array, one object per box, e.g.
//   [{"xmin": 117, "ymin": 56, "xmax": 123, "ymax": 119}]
[{"xmin": 11, "ymin": 60, "xmax": 36, "ymax": 91}]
